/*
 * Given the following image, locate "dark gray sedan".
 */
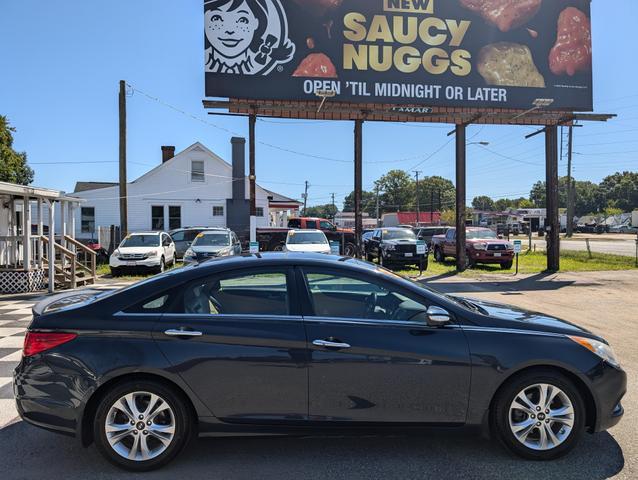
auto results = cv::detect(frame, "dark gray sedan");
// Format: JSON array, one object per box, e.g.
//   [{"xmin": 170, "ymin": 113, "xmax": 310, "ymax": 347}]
[
  {"xmin": 182, "ymin": 228, "xmax": 242, "ymax": 265},
  {"xmin": 14, "ymin": 253, "xmax": 626, "ymax": 471}
]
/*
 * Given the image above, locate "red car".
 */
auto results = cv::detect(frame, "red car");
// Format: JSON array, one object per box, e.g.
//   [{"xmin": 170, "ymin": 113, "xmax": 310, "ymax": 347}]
[{"xmin": 431, "ymin": 227, "xmax": 514, "ymax": 269}]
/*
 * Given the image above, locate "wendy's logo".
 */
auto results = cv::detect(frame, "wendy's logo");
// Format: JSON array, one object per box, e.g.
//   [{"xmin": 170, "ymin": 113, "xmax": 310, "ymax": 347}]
[{"xmin": 204, "ymin": 0, "xmax": 295, "ymax": 75}]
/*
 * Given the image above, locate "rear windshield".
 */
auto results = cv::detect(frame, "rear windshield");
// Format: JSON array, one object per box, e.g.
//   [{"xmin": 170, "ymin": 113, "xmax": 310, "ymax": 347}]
[
  {"xmin": 193, "ymin": 232, "xmax": 231, "ymax": 247},
  {"xmin": 121, "ymin": 235, "xmax": 160, "ymax": 247},
  {"xmin": 287, "ymin": 232, "xmax": 328, "ymax": 245}
]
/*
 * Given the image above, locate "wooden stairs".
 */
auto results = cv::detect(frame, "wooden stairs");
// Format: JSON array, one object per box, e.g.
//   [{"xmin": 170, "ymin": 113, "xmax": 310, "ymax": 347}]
[{"xmin": 42, "ymin": 235, "xmax": 97, "ymax": 290}]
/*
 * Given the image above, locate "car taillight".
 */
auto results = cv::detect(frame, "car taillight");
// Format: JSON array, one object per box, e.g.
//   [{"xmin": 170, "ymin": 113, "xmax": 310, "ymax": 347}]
[{"xmin": 23, "ymin": 332, "xmax": 77, "ymax": 357}]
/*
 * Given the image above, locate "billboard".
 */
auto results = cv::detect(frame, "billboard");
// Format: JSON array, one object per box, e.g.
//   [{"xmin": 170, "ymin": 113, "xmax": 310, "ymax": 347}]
[{"xmin": 204, "ymin": 0, "xmax": 593, "ymax": 111}]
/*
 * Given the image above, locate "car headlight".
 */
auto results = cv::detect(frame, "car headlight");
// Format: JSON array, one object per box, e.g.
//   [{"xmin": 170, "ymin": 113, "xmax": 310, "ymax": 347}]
[
  {"xmin": 112, "ymin": 249, "xmax": 120, "ymax": 258},
  {"xmin": 569, "ymin": 336, "xmax": 621, "ymax": 368},
  {"xmin": 147, "ymin": 250, "xmax": 158, "ymax": 258},
  {"xmin": 505, "ymin": 242, "xmax": 514, "ymax": 250},
  {"xmin": 473, "ymin": 242, "xmax": 487, "ymax": 250}
]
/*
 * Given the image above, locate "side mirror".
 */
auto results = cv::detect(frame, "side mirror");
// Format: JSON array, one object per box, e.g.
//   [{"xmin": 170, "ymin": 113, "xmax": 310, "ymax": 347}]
[{"xmin": 425, "ymin": 306, "xmax": 451, "ymax": 327}]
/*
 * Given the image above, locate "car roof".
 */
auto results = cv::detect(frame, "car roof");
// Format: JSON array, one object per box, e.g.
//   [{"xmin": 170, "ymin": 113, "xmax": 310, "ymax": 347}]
[
  {"xmin": 288, "ymin": 229, "xmax": 324, "ymax": 233},
  {"xmin": 128, "ymin": 231, "xmax": 161, "ymax": 236},
  {"xmin": 380, "ymin": 227, "xmax": 414, "ymax": 231}
]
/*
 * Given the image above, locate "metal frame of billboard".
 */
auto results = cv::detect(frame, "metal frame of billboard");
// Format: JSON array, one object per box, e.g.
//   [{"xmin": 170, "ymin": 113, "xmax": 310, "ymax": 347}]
[{"xmin": 201, "ymin": 96, "xmax": 614, "ymax": 272}]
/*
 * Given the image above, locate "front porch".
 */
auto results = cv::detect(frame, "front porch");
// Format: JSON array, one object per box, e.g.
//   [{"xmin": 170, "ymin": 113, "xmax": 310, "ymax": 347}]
[{"xmin": 0, "ymin": 181, "xmax": 97, "ymax": 294}]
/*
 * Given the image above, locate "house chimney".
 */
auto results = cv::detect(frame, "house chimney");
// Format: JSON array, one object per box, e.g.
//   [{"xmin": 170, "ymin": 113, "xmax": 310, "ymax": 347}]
[{"xmin": 161, "ymin": 146, "xmax": 175, "ymax": 163}]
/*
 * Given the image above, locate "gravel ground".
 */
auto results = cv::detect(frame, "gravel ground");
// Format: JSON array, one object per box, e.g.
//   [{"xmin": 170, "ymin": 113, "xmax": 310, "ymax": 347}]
[{"xmin": 0, "ymin": 270, "xmax": 635, "ymax": 479}]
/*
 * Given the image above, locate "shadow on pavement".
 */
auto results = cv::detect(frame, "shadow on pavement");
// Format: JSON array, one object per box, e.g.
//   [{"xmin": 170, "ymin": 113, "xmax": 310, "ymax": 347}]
[
  {"xmin": 0, "ymin": 420, "xmax": 624, "ymax": 480},
  {"xmin": 420, "ymin": 272, "xmax": 604, "ymax": 295}
]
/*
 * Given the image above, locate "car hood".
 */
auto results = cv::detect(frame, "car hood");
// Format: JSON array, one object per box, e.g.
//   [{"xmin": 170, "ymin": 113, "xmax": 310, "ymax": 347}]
[
  {"xmin": 384, "ymin": 239, "xmax": 416, "ymax": 245},
  {"xmin": 191, "ymin": 246, "xmax": 230, "ymax": 253},
  {"xmin": 286, "ymin": 244, "xmax": 330, "ymax": 253},
  {"xmin": 460, "ymin": 297, "xmax": 596, "ymax": 337},
  {"xmin": 116, "ymin": 246, "xmax": 159, "ymax": 254}
]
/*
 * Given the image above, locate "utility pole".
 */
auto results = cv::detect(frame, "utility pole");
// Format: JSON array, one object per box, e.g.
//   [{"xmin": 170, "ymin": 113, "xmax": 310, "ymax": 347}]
[
  {"xmin": 375, "ymin": 184, "xmax": 380, "ymax": 227},
  {"xmin": 413, "ymin": 170, "xmax": 422, "ymax": 225},
  {"xmin": 330, "ymin": 192, "xmax": 336, "ymax": 220},
  {"xmin": 118, "ymin": 80, "xmax": 128, "ymax": 237},
  {"xmin": 437, "ymin": 189, "xmax": 441, "ymax": 224},
  {"xmin": 249, "ymin": 114, "xmax": 257, "ymax": 243},
  {"xmin": 566, "ymin": 125, "xmax": 574, "ymax": 237},
  {"xmin": 302, "ymin": 181, "xmax": 309, "ymax": 216}
]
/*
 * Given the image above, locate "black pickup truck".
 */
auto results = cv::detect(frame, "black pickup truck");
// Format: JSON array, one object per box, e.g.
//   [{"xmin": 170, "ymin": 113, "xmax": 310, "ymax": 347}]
[{"xmin": 256, "ymin": 217, "xmax": 357, "ymax": 256}]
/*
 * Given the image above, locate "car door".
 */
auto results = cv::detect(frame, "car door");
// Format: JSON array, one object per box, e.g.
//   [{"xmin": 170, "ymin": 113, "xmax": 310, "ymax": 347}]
[
  {"xmin": 298, "ymin": 266, "xmax": 471, "ymax": 424},
  {"xmin": 444, "ymin": 228, "xmax": 456, "ymax": 256},
  {"xmin": 153, "ymin": 267, "xmax": 308, "ymax": 422},
  {"xmin": 162, "ymin": 233, "xmax": 175, "ymax": 262}
]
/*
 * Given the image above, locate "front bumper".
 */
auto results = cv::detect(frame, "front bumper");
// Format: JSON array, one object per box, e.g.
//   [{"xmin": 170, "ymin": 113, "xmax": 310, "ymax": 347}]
[
  {"xmin": 384, "ymin": 251, "xmax": 428, "ymax": 264},
  {"xmin": 470, "ymin": 250, "xmax": 514, "ymax": 264},
  {"xmin": 591, "ymin": 363, "xmax": 627, "ymax": 432},
  {"xmin": 109, "ymin": 256, "xmax": 161, "ymax": 269}
]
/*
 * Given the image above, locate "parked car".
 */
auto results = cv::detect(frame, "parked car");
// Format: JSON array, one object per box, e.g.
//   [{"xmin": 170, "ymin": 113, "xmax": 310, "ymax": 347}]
[
  {"xmin": 15, "ymin": 253, "xmax": 625, "ymax": 471},
  {"xmin": 182, "ymin": 228, "xmax": 242, "ymax": 265},
  {"xmin": 257, "ymin": 217, "xmax": 357, "ymax": 256},
  {"xmin": 576, "ymin": 223, "xmax": 607, "ymax": 234},
  {"xmin": 365, "ymin": 227, "xmax": 428, "ymax": 270},
  {"xmin": 431, "ymin": 227, "xmax": 514, "ymax": 269},
  {"xmin": 169, "ymin": 227, "xmax": 210, "ymax": 259},
  {"xmin": 609, "ymin": 225, "xmax": 637, "ymax": 234},
  {"xmin": 362, "ymin": 230, "xmax": 375, "ymax": 251},
  {"xmin": 413, "ymin": 226, "xmax": 449, "ymax": 250},
  {"xmin": 284, "ymin": 229, "xmax": 330, "ymax": 254},
  {"xmin": 109, "ymin": 231, "xmax": 175, "ymax": 276}
]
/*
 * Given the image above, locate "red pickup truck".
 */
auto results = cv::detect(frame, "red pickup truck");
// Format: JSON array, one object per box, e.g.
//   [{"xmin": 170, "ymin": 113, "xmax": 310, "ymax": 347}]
[
  {"xmin": 256, "ymin": 217, "xmax": 357, "ymax": 256},
  {"xmin": 431, "ymin": 227, "xmax": 514, "ymax": 269}
]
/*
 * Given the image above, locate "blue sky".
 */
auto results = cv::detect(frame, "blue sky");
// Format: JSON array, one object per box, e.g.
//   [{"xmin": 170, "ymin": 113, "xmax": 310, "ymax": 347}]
[{"xmin": 1, "ymin": 0, "xmax": 637, "ymax": 209}]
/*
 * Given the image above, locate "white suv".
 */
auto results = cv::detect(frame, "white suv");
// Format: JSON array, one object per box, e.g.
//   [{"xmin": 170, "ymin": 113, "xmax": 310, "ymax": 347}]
[{"xmin": 110, "ymin": 232, "xmax": 176, "ymax": 276}]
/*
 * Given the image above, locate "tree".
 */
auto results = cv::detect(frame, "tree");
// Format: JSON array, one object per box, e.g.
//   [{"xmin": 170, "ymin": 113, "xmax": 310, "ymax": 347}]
[
  {"xmin": 530, "ymin": 177, "xmax": 605, "ymax": 216},
  {"xmin": 600, "ymin": 171, "xmax": 638, "ymax": 212},
  {"xmin": 342, "ymin": 190, "xmax": 378, "ymax": 216},
  {"xmin": 304, "ymin": 203, "xmax": 338, "ymax": 219},
  {"xmin": 0, "ymin": 116, "xmax": 34, "ymax": 185},
  {"xmin": 472, "ymin": 195, "xmax": 495, "ymax": 211},
  {"xmin": 375, "ymin": 170, "xmax": 415, "ymax": 213},
  {"xmin": 418, "ymin": 175, "xmax": 456, "ymax": 212}
]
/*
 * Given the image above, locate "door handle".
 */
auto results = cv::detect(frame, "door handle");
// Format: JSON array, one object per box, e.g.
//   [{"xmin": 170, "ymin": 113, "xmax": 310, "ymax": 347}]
[
  {"xmin": 312, "ymin": 339, "xmax": 351, "ymax": 349},
  {"xmin": 164, "ymin": 329, "xmax": 203, "ymax": 337}
]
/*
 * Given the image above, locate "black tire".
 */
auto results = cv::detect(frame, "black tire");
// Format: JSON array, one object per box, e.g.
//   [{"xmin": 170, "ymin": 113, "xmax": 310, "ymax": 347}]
[
  {"xmin": 463, "ymin": 252, "xmax": 474, "ymax": 270},
  {"xmin": 344, "ymin": 243, "xmax": 356, "ymax": 257},
  {"xmin": 110, "ymin": 267, "xmax": 120, "ymax": 277},
  {"xmin": 93, "ymin": 380, "xmax": 192, "ymax": 472},
  {"xmin": 434, "ymin": 247, "xmax": 444, "ymax": 263},
  {"xmin": 157, "ymin": 257, "xmax": 165, "ymax": 274},
  {"xmin": 492, "ymin": 369, "xmax": 586, "ymax": 460},
  {"xmin": 379, "ymin": 251, "xmax": 385, "ymax": 267},
  {"xmin": 273, "ymin": 242, "xmax": 285, "ymax": 252},
  {"xmin": 501, "ymin": 261, "xmax": 513, "ymax": 270}
]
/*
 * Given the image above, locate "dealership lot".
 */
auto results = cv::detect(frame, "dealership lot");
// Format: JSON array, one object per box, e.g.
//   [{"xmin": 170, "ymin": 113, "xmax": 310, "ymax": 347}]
[{"xmin": 0, "ymin": 270, "xmax": 635, "ymax": 479}]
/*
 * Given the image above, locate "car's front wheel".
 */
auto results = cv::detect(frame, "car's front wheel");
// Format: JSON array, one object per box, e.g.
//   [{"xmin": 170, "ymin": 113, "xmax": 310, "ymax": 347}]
[
  {"xmin": 492, "ymin": 370, "xmax": 586, "ymax": 460},
  {"xmin": 94, "ymin": 380, "xmax": 192, "ymax": 471}
]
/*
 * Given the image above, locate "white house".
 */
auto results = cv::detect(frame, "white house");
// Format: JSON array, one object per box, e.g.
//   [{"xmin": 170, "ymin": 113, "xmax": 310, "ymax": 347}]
[{"xmin": 71, "ymin": 142, "xmax": 299, "ymax": 240}]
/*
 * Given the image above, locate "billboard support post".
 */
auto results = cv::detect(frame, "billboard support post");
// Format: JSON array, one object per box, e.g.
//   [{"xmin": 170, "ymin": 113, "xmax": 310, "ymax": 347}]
[
  {"xmin": 354, "ymin": 119, "xmax": 363, "ymax": 259},
  {"xmin": 545, "ymin": 126, "xmax": 560, "ymax": 272},
  {"xmin": 249, "ymin": 113, "xmax": 257, "ymax": 243},
  {"xmin": 118, "ymin": 80, "xmax": 128, "ymax": 237},
  {"xmin": 455, "ymin": 124, "xmax": 467, "ymax": 272}
]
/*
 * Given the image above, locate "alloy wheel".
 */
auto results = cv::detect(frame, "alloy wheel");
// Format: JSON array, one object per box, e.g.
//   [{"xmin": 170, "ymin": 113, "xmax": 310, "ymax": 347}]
[
  {"xmin": 105, "ymin": 391, "xmax": 176, "ymax": 461},
  {"xmin": 508, "ymin": 383, "xmax": 575, "ymax": 451}
]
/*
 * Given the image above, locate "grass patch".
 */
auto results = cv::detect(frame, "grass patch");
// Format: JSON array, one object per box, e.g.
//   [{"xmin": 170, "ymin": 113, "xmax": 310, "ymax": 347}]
[
  {"xmin": 96, "ymin": 262, "xmax": 183, "ymax": 281},
  {"xmin": 393, "ymin": 250, "xmax": 637, "ymax": 278}
]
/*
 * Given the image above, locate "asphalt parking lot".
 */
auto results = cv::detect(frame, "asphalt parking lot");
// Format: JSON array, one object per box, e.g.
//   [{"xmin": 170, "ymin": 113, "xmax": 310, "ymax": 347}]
[{"xmin": 0, "ymin": 270, "xmax": 635, "ymax": 480}]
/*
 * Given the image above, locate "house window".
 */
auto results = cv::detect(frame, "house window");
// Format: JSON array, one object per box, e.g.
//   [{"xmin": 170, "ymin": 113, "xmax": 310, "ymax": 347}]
[
  {"xmin": 168, "ymin": 206, "xmax": 181, "ymax": 230},
  {"xmin": 255, "ymin": 207, "xmax": 264, "ymax": 217},
  {"xmin": 81, "ymin": 207, "xmax": 95, "ymax": 233},
  {"xmin": 191, "ymin": 160, "xmax": 205, "ymax": 182},
  {"xmin": 151, "ymin": 206, "xmax": 164, "ymax": 230},
  {"xmin": 212, "ymin": 206, "xmax": 224, "ymax": 217}
]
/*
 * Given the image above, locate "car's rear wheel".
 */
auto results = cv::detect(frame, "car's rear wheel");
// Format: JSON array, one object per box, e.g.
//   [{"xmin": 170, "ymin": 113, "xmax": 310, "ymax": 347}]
[
  {"xmin": 158, "ymin": 257, "xmax": 165, "ymax": 274},
  {"xmin": 434, "ymin": 247, "xmax": 444, "ymax": 263},
  {"xmin": 501, "ymin": 261, "xmax": 513, "ymax": 270},
  {"xmin": 492, "ymin": 370, "xmax": 585, "ymax": 460},
  {"xmin": 94, "ymin": 380, "xmax": 192, "ymax": 471}
]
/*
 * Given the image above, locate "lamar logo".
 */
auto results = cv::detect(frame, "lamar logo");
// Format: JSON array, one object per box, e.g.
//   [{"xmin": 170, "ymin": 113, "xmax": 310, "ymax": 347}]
[
  {"xmin": 383, "ymin": 0, "xmax": 435, "ymax": 14},
  {"xmin": 204, "ymin": 0, "xmax": 295, "ymax": 75}
]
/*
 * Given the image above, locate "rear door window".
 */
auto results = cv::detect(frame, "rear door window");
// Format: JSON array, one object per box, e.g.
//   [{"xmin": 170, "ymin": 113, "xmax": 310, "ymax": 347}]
[{"xmin": 179, "ymin": 270, "xmax": 291, "ymax": 316}]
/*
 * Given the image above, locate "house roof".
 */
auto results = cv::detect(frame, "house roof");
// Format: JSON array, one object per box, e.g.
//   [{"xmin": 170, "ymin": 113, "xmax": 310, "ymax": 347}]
[
  {"xmin": 73, "ymin": 181, "xmax": 117, "ymax": 193},
  {"xmin": 263, "ymin": 189, "xmax": 302, "ymax": 206},
  {"xmin": 0, "ymin": 181, "xmax": 81, "ymax": 203}
]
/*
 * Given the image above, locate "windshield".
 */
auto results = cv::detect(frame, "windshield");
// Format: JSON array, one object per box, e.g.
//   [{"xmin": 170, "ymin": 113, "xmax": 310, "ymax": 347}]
[
  {"xmin": 467, "ymin": 229, "xmax": 498, "ymax": 239},
  {"xmin": 120, "ymin": 235, "xmax": 160, "ymax": 247},
  {"xmin": 287, "ymin": 232, "xmax": 328, "ymax": 245},
  {"xmin": 192, "ymin": 232, "xmax": 231, "ymax": 247},
  {"xmin": 383, "ymin": 230, "xmax": 416, "ymax": 241}
]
